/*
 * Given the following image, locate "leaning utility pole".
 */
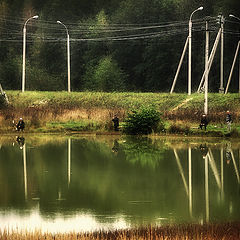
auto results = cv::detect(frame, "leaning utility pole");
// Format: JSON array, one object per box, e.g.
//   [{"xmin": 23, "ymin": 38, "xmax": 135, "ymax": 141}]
[
  {"xmin": 224, "ymin": 41, "xmax": 240, "ymax": 94},
  {"xmin": 197, "ymin": 28, "xmax": 222, "ymax": 92},
  {"xmin": 170, "ymin": 38, "xmax": 189, "ymax": 94}
]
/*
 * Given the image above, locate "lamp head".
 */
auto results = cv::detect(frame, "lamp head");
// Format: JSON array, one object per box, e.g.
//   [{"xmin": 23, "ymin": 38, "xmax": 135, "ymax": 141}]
[
  {"xmin": 57, "ymin": 20, "xmax": 62, "ymax": 24},
  {"xmin": 229, "ymin": 14, "xmax": 234, "ymax": 18},
  {"xmin": 33, "ymin": 15, "xmax": 39, "ymax": 19},
  {"xmin": 198, "ymin": 6, "xmax": 203, "ymax": 11}
]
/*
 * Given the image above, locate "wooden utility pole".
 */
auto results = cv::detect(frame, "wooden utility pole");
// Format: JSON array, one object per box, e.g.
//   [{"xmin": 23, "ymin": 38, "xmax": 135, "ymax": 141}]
[
  {"xmin": 224, "ymin": 41, "xmax": 240, "ymax": 94},
  {"xmin": 204, "ymin": 20, "xmax": 209, "ymax": 115},
  {"xmin": 219, "ymin": 15, "xmax": 225, "ymax": 93},
  {"xmin": 197, "ymin": 28, "xmax": 221, "ymax": 92},
  {"xmin": 170, "ymin": 38, "xmax": 189, "ymax": 94}
]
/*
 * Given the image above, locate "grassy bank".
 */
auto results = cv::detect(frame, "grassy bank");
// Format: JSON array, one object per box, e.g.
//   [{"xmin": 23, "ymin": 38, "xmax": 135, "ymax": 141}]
[
  {"xmin": 1, "ymin": 223, "xmax": 240, "ymax": 239},
  {"xmin": 1, "ymin": 91, "xmax": 240, "ymax": 135}
]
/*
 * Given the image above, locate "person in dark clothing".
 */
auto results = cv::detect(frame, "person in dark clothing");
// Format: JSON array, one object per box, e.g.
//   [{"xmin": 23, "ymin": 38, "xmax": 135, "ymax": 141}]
[
  {"xmin": 16, "ymin": 136, "xmax": 25, "ymax": 149},
  {"xmin": 199, "ymin": 114, "xmax": 208, "ymax": 130},
  {"xmin": 16, "ymin": 118, "xmax": 25, "ymax": 131},
  {"xmin": 199, "ymin": 144, "xmax": 208, "ymax": 157},
  {"xmin": 112, "ymin": 115, "xmax": 119, "ymax": 131},
  {"xmin": 112, "ymin": 139, "xmax": 119, "ymax": 153},
  {"xmin": 226, "ymin": 111, "xmax": 232, "ymax": 131}
]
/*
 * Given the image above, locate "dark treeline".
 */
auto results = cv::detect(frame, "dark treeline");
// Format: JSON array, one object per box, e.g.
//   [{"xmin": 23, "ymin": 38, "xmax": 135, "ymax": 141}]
[{"xmin": 0, "ymin": 0, "xmax": 240, "ymax": 92}]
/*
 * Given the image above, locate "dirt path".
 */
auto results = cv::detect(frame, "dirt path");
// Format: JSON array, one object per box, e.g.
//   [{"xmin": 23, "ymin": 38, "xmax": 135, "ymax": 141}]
[{"xmin": 171, "ymin": 97, "xmax": 193, "ymax": 112}]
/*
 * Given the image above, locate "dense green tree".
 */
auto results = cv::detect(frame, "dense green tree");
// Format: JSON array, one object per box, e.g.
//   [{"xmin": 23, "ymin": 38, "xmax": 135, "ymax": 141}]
[
  {"xmin": 83, "ymin": 55, "xmax": 126, "ymax": 92},
  {"xmin": 0, "ymin": 0, "xmax": 239, "ymax": 92}
]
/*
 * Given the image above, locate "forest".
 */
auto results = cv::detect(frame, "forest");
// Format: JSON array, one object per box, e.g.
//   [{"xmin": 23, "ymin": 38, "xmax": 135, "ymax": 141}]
[{"xmin": 0, "ymin": 0, "xmax": 240, "ymax": 92}]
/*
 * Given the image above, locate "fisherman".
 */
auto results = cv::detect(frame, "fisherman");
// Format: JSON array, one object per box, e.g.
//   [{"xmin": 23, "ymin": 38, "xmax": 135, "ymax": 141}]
[
  {"xmin": 112, "ymin": 115, "xmax": 119, "ymax": 131},
  {"xmin": 199, "ymin": 114, "xmax": 208, "ymax": 130},
  {"xmin": 16, "ymin": 118, "xmax": 25, "ymax": 131},
  {"xmin": 16, "ymin": 136, "xmax": 25, "ymax": 149},
  {"xmin": 226, "ymin": 110, "xmax": 232, "ymax": 131},
  {"xmin": 199, "ymin": 144, "xmax": 208, "ymax": 158}
]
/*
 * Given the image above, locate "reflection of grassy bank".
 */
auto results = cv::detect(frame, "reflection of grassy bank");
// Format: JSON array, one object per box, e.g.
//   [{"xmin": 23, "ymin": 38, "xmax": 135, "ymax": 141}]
[
  {"xmin": 1, "ymin": 91, "xmax": 240, "ymax": 136},
  {"xmin": 1, "ymin": 223, "xmax": 240, "ymax": 239}
]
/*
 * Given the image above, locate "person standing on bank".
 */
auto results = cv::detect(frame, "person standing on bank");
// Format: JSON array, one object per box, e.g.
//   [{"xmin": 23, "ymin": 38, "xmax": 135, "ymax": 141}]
[
  {"xmin": 112, "ymin": 115, "xmax": 119, "ymax": 131},
  {"xmin": 226, "ymin": 111, "xmax": 232, "ymax": 131},
  {"xmin": 16, "ymin": 118, "xmax": 25, "ymax": 131},
  {"xmin": 199, "ymin": 114, "xmax": 208, "ymax": 130}
]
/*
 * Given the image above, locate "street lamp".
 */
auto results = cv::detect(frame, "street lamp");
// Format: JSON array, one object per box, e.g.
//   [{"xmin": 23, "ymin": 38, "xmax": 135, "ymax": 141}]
[
  {"xmin": 188, "ymin": 6, "xmax": 203, "ymax": 95},
  {"xmin": 229, "ymin": 14, "xmax": 240, "ymax": 93},
  {"xmin": 22, "ymin": 15, "xmax": 38, "ymax": 93},
  {"xmin": 57, "ymin": 20, "xmax": 71, "ymax": 93}
]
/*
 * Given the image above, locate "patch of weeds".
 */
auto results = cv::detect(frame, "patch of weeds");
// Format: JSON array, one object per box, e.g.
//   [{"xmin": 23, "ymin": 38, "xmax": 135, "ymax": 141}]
[
  {"xmin": 225, "ymin": 128, "xmax": 240, "ymax": 138},
  {"xmin": 168, "ymin": 123, "xmax": 191, "ymax": 135}
]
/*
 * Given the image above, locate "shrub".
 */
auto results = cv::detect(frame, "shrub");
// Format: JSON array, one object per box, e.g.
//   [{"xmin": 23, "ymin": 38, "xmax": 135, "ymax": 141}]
[{"xmin": 123, "ymin": 106, "xmax": 163, "ymax": 135}]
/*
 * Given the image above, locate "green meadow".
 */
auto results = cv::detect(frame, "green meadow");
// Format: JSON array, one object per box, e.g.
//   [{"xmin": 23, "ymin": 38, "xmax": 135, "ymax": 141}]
[{"xmin": 1, "ymin": 91, "xmax": 240, "ymax": 136}]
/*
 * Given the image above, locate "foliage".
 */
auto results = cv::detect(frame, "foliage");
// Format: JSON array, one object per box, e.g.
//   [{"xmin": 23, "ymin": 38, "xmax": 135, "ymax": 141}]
[
  {"xmin": 123, "ymin": 106, "xmax": 163, "ymax": 135},
  {"xmin": 0, "ymin": 0, "xmax": 240, "ymax": 92},
  {"xmin": 83, "ymin": 56, "xmax": 126, "ymax": 92}
]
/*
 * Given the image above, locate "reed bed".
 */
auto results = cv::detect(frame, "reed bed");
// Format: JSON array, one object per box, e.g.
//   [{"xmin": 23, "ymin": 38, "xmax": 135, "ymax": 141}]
[{"xmin": 1, "ymin": 223, "xmax": 240, "ymax": 240}]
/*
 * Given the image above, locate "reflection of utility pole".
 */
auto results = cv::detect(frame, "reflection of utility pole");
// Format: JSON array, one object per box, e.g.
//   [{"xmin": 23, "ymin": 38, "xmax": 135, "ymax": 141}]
[
  {"xmin": 23, "ymin": 144, "xmax": 28, "ymax": 201},
  {"xmin": 68, "ymin": 138, "xmax": 71, "ymax": 187},
  {"xmin": 204, "ymin": 154, "xmax": 209, "ymax": 222},
  {"xmin": 188, "ymin": 147, "xmax": 192, "ymax": 217},
  {"xmin": 230, "ymin": 149, "xmax": 240, "ymax": 183},
  {"xmin": 208, "ymin": 149, "xmax": 221, "ymax": 189},
  {"xmin": 173, "ymin": 149, "xmax": 189, "ymax": 195},
  {"xmin": 221, "ymin": 147, "xmax": 224, "ymax": 201}
]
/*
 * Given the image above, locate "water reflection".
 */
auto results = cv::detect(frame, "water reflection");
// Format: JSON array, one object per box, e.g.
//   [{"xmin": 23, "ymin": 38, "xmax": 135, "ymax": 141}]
[{"xmin": 0, "ymin": 136, "xmax": 239, "ymax": 233}]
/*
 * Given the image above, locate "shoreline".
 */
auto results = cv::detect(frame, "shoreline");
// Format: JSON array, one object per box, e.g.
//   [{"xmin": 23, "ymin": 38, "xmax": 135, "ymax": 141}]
[{"xmin": 1, "ymin": 222, "xmax": 240, "ymax": 239}]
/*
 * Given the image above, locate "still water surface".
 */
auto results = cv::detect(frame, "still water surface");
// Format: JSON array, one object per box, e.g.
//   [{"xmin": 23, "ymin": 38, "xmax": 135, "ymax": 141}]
[{"xmin": 0, "ymin": 135, "xmax": 239, "ymax": 233}]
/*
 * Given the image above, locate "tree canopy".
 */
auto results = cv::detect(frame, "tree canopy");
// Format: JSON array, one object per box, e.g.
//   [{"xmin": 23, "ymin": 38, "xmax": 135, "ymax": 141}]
[{"xmin": 0, "ymin": 0, "xmax": 239, "ymax": 92}]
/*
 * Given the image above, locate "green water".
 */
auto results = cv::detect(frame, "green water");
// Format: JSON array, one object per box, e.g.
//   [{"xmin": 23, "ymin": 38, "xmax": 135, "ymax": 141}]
[{"xmin": 0, "ymin": 135, "xmax": 239, "ymax": 232}]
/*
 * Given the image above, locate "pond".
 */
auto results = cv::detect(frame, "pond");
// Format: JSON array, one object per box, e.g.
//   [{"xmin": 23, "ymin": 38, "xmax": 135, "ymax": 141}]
[{"xmin": 0, "ymin": 134, "xmax": 239, "ymax": 233}]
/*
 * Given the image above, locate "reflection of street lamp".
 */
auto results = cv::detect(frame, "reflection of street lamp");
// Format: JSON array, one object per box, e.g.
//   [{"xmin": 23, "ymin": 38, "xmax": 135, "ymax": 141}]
[
  {"xmin": 229, "ymin": 14, "xmax": 240, "ymax": 21},
  {"xmin": 229, "ymin": 14, "xmax": 240, "ymax": 93},
  {"xmin": 22, "ymin": 15, "xmax": 38, "ymax": 93},
  {"xmin": 188, "ymin": 6, "xmax": 203, "ymax": 95},
  {"xmin": 57, "ymin": 20, "xmax": 71, "ymax": 92}
]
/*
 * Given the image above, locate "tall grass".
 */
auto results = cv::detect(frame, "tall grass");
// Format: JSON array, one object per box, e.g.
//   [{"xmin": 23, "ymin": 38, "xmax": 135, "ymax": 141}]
[
  {"xmin": 1, "ymin": 91, "xmax": 240, "ymax": 133},
  {"xmin": 1, "ymin": 223, "xmax": 239, "ymax": 239}
]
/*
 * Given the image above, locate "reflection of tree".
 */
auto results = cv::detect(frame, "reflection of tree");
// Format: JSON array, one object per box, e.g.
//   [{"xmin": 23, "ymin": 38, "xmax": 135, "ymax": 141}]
[
  {"xmin": 1, "ymin": 137, "xmax": 240, "ymax": 226},
  {"xmin": 121, "ymin": 137, "xmax": 166, "ymax": 169}
]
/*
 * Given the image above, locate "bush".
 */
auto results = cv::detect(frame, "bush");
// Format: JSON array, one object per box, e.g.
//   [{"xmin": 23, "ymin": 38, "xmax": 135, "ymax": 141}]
[{"xmin": 123, "ymin": 106, "xmax": 163, "ymax": 135}]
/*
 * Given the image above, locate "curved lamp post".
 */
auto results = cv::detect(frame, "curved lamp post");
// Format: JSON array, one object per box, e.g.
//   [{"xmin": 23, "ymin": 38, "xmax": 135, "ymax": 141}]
[
  {"xmin": 188, "ymin": 6, "xmax": 203, "ymax": 95},
  {"xmin": 22, "ymin": 15, "xmax": 38, "ymax": 93},
  {"xmin": 57, "ymin": 20, "xmax": 71, "ymax": 92}
]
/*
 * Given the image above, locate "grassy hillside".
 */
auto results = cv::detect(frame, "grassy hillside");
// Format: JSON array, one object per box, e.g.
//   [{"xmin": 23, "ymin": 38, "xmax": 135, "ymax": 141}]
[{"xmin": 1, "ymin": 91, "xmax": 240, "ymax": 134}]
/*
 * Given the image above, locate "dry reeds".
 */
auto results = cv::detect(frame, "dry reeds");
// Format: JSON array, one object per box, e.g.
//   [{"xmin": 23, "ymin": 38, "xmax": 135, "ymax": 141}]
[{"xmin": 1, "ymin": 223, "xmax": 240, "ymax": 240}]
